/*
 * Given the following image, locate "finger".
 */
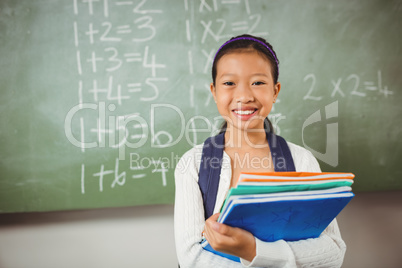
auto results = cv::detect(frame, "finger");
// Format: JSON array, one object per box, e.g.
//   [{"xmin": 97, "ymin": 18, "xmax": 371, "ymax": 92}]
[
  {"xmin": 213, "ymin": 222, "xmax": 233, "ymax": 236},
  {"xmin": 211, "ymin": 212, "xmax": 220, "ymax": 219},
  {"xmin": 207, "ymin": 221, "xmax": 233, "ymax": 238},
  {"xmin": 205, "ymin": 213, "xmax": 221, "ymax": 232},
  {"xmin": 207, "ymin": 213, "xmax": 220, "ymax": 222}
]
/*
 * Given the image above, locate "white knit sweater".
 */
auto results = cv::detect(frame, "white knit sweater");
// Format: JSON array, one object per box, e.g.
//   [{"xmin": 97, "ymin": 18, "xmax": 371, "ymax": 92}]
[{"xmin": 174, "ymin": 141, "xmax": 346, "ymax": 268}]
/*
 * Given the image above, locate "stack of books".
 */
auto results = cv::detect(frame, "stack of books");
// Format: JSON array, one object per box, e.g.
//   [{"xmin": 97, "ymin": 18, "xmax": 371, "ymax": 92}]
[{"xmin": 201, "ymin": 172, "xmax": 355, "ymax": 262}]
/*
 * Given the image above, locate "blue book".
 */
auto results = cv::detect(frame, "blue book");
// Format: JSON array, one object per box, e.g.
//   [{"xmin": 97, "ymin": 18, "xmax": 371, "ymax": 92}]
[{"xmin": 201, "ymin": 192, "xmax": 354, "ymax": 262}]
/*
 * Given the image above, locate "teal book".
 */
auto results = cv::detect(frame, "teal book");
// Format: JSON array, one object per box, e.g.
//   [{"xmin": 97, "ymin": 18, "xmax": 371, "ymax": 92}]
[{"xmin": 230, "ymin": 180, "xmax": 353, "ymax": 196}]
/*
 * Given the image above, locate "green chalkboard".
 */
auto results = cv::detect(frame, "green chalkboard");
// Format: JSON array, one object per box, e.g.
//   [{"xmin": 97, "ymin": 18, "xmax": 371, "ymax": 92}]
[{"xmin": 1, "ymin": 0, "xmax": 401, "ymax": 213}]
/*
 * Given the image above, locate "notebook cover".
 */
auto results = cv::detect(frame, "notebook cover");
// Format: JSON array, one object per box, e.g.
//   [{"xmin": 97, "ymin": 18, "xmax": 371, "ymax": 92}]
[
  {"xmin": 201, "ymin": 239, "xmax": 240, "ymax": 262},
  {"xmin": 220, "ymin": 193, "xmax": 354, "ymax": 242},
  {"xmin": 202, "ymin": 193, "xmax": 354, "ymax": 262}
]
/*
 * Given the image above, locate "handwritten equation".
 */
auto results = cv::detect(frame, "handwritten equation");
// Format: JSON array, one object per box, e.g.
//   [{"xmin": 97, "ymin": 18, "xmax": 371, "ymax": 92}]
[
  {"xmin": 80, "ymin": 153, "xmax": 169, "ymax": 194},
  {"xmin": 77, "ymin": 75, "xmax": 167, "ymax": 105},
  {"xmin": 303, "ymin": 71, "xmax": 393, "ymax": 101}
]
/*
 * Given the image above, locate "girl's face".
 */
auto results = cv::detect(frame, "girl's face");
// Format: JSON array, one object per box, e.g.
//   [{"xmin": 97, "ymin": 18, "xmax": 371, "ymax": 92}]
[{"xmin": 210, "ymin": 50, "xmax": 281, "ymax": 132}]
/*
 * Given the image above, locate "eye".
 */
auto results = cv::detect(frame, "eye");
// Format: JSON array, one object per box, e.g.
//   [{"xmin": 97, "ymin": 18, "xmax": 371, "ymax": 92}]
[
  {"xmin": 252, "ymin": 81, "xmax": 266, "ymax": 86},
  {"xmin": 223, "ymin": 81, "xmax": 235, "ymax": 86}
]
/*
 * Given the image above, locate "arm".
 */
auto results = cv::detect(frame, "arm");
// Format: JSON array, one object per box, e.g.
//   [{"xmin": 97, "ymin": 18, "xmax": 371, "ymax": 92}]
[
  {"xmin": 205, "ymin": 214, "xmax": 298, "ymax": 268},
  {"xmin": 241, "ymin": 219, "xmax": 346, "ymax": 267},
  {"xmin": 174, "ymin": 147, "xmax": 243, "ymax": 268},
  {"xmin": 204, "ymin": 213, "xmax": 256, "ymax": 261}
]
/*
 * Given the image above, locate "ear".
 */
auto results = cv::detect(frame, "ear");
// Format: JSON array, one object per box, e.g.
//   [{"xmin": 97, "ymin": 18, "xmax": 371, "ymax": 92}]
[
  {"xmin": 274, "ymin": 82, "xmax": 281, "ymax": 98},
  {"xmin": 210, "ymin": 83, "xmax": 217, "ymax": 103}
]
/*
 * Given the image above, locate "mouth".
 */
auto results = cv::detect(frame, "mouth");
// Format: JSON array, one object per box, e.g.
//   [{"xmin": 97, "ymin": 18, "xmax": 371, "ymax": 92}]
[{"xmin": 232, "ymin": 108, "xmax": 258, "ymax": 120}]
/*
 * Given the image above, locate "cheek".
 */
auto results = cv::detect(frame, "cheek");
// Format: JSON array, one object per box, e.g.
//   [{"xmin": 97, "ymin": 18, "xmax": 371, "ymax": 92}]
[
  {"xmin": 214, "ymin": 94, "xmax": 233, "ymax": 117},
  {"xmin": 215, "ymin": 91, "xmax": 231, "ymax": 105},
  {"xmin": 259, "ymin": 94, "xmax": 274, "ymax": 113}
]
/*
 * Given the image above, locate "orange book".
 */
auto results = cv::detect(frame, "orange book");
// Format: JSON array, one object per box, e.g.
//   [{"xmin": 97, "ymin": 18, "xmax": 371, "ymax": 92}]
[{"xmin": 238, "ymin": 172, "xmax": 355, "ymax": 183}]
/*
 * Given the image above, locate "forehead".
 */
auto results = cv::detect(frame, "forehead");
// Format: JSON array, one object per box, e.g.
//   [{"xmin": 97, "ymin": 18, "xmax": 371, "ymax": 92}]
[{"xmin": 216, "ymin": 51, "xmax": 273, "ymax": 75}]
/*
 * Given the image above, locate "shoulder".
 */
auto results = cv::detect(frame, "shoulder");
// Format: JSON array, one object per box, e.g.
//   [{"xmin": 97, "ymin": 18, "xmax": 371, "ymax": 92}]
[{"xmin": 286, "ymin": 141, "xmax": 322, "ymax": 172}]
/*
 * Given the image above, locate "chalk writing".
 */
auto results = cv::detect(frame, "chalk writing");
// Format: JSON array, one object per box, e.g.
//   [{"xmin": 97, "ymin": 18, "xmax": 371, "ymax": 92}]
[
  {"xmin": 72, "ymin": 0, "xmax": 172, "ymax": 194},
  {"xmin": 303, "ymin": 71, "xmax": 392, "ymax": 101},
  {"xmin": 196, "ymin": 0, "xmax": 251, "ymax": 14},
  {"xmin": 67, "ymin": 0, "xmax": 396, "ymax": 198}
]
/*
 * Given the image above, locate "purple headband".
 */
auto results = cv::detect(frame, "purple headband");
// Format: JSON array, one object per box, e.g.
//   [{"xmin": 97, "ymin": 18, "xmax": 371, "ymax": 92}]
[{"xmin": 213, "ymin": 37, "xmax": 279, "ymax": 75}]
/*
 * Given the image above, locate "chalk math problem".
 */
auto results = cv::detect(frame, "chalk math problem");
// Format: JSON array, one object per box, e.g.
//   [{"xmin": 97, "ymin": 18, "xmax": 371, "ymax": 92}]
[{"xmin": 0, "ymin": 0, "xmax": 400, "ymax": 213}]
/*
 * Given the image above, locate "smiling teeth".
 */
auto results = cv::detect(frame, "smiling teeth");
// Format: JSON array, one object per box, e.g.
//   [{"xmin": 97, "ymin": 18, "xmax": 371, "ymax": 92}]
[{"xmin": 234, "ymin": 110, "xmax": 255, "ymax": 115}]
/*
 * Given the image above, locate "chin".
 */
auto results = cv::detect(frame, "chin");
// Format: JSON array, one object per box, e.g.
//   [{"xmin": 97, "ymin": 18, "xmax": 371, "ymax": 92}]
[{"xmin": 230, "ymin": 122, "xmax": 265, "ymax": 132}]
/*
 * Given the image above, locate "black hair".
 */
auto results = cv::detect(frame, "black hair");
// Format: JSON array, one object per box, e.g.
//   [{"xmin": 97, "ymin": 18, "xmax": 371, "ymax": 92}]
[
  {"xmin": 212, "ymin": 34, "xmax": 279, "ymax": 86},
  {"xmin": 212, "ymin": 34, "xmax": 279, "ymax": 134}
]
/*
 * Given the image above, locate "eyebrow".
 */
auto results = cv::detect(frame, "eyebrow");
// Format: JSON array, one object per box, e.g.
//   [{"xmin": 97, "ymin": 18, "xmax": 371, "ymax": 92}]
[
  {"xmin": 252, "ymin": 73, "xmax": 270, "ymax": 77},
  {"xmin": 219, "ymin": 73, "xmax": 236, "ymax": 79}
]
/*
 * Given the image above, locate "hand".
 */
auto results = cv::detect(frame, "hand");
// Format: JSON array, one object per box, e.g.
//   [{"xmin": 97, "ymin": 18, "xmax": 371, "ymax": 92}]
[{"xmin": 204, "ymin": 213, "xmax": 256, "ymax": 262}]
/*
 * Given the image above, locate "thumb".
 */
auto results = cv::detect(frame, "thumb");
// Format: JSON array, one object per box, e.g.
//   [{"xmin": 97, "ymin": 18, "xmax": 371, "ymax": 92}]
[
  {"xmin": 213, "ymin": 221, "xmax": 240, "ymax": 237},
  {"xmin": 206, "ymin": 213, "xmax": 221, "ymax": 232},
  {"xmin": 209, "ymin": 213, "xmax": 220, "ymax": 221}
]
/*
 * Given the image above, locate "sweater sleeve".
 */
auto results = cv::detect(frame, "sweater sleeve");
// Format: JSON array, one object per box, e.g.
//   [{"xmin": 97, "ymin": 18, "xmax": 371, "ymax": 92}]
[
  {"xmin": 174, "ymin": 146, "xmax": 244, "ymax": 268},
  {"xmin": 240, "ymin": 142, "xmax": 346, "ymax": 267}
]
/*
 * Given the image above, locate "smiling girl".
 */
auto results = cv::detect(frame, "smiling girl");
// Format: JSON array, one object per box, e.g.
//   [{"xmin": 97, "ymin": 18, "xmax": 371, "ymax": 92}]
[{"xmin": 174, "ymin": 34, "xmax": 346, "ymax": 267}]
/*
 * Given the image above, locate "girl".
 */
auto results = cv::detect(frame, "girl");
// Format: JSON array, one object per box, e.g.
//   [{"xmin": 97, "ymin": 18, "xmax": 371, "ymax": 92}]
[{"xmin": 174, "ymin": 34, "xmax": 346, "ymax": 267}]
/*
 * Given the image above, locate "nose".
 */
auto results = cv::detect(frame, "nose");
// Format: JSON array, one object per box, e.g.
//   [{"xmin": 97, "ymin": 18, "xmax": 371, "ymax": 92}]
[{"xmin": 235, "ymin": 83, "xmax": 254, "ymax": 103}]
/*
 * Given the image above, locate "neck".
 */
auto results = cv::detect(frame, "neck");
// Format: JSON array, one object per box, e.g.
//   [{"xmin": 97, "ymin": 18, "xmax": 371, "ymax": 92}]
[{"xmin": 224, "ymin": 127, "xmax": 268, "ymax": 150}]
